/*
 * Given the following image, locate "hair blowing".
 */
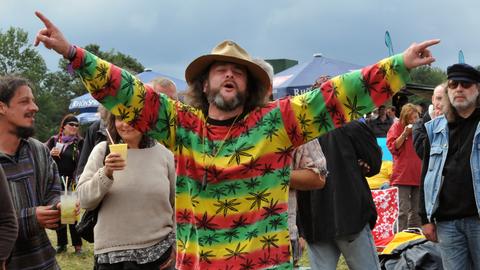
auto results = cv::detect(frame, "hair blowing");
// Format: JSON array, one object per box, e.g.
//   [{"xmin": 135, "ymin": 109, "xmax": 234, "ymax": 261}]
[
  {"xmin": 183, "ymin": 65, "xmax": 269, "ymax": 114},
  {"xmin": 0, "ymin": 76, "xmax": 32, "ymax": 104}
]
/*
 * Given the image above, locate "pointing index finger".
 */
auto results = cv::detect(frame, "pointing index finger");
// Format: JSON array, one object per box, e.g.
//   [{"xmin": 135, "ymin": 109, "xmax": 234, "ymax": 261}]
[
  {"xmin": 417, "ymin": 39, "xmax": 440, "ymax": 50},
  {"xmin": 35, "ymin": 11, "xmax": 55, "ymax": 29}
]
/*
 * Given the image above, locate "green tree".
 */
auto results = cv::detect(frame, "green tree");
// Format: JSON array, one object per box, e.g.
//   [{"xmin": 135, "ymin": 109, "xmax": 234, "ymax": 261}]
[
  {"xmin": 0, "ymin": 27, "xmax": 47, "ymax": 83},
  {"xmin": 410, "ymin": 66, "xmax": 446, "ymax": 86}
]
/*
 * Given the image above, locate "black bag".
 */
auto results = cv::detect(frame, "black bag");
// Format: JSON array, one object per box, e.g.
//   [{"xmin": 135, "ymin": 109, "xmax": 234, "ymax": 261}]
[
  {"xmin": 75, "ymin": 142, "xmax": 110, "ymax": 243},
  {"xmin": 75, "ymin": 206, "xmax": 100, "ymax": 243}
]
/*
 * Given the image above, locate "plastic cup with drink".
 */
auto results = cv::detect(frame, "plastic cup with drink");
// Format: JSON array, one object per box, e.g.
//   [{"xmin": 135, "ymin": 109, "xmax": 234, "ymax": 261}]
[
  {"xmin": 60, "ymin": 176, "xmax": 78, "ymax": 224},
  {"xmin": 105, "ymin": 128, "xmax": 127, "ymax": 165}
]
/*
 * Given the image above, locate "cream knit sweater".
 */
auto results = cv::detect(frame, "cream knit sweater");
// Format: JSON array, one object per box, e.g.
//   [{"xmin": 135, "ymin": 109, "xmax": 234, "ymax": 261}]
[{"xmin": 77, "ymin": 141, "xmax": 175, "ymax": 254}]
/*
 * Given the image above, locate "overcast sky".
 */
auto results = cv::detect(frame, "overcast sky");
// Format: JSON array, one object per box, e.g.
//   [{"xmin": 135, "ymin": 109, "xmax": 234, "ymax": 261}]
[{"xmin": 2, "ymin": 0, "xmax": 479, "ymax": 80}]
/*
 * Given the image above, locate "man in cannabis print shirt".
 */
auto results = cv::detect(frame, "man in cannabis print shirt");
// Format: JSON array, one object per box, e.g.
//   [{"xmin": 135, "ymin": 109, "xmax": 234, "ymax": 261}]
[{"xmin": 35, "ymin": 11, "xmax": 438, "ymax": 270}]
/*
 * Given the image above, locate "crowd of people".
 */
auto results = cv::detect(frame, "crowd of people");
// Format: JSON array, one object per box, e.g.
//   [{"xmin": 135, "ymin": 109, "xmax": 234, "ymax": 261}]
[{"xmin": 1, "ymin": 9, "xmax": 480, "ymax": 270}]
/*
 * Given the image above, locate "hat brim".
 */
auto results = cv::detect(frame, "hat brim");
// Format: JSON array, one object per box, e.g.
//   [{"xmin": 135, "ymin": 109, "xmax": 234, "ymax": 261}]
[{"xmin": 185, "ymin": 54, "xmax": 271, "ymax": 91}]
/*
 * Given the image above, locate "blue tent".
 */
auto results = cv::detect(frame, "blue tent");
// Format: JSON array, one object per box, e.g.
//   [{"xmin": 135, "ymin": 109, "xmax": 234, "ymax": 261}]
[
  {"xmin": 272, "ymin": 54, "xmax": 362, "ymax": 99},
  {"xmin": 68, "ymin": 93, "xmax": 100, "ymax": 124},
  {"xmin": 69, "ymin": 93, "xmax": 99, "ymax": 113},
  {"xmin": 136, "ymin": 70, "xmax": 188, "ymax": 91}
]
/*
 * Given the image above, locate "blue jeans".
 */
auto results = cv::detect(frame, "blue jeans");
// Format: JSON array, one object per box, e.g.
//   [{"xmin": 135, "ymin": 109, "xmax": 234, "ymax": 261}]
[
  {"xmin": 307, "ymin": 224, "xmax": 380, "ymax": 270},
  {"xmin": 436, "ymin": 216, "xmax": 480, "ymax": 270}
]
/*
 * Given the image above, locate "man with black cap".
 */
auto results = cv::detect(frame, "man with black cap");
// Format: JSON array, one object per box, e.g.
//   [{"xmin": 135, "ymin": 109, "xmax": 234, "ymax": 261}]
[
  {"xmin": 420, "ymin": 63, "xmax": 480, "ymax": 270},
  {"xmin": 34, "ymin": 11, "xmax": 439, "ymax": 270}
]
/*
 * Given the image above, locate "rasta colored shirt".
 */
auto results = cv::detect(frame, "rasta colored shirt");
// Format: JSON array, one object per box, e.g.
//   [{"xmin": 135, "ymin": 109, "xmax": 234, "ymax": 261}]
[{"xmin": 70, "ymin": 47, "xmax": 408, "ymax": 269}]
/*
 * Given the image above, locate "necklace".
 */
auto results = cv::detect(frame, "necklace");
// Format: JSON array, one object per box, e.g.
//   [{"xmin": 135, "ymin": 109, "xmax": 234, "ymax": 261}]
[{"xmin": 202, "ymin": 113, "xmax": 241, "ymax": 189}]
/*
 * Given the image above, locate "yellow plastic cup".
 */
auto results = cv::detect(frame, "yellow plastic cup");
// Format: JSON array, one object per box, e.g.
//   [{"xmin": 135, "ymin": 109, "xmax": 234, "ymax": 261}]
[
  {"xmin": 61, "ymin": 191, "xmax": 78, "ymax": 224},
  {"xmin": 109, "ymin": 143, "xmax": 128, "ymax": 160}
]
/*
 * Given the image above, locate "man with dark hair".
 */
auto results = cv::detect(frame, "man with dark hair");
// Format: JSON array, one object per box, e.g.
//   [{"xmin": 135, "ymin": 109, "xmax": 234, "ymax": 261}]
[
  {"xmin": 368, "ymin": 104, "xmax": 394, "ymax": 137},
  {"xmin": 0, "ymin": 166, "xmax": 18, "ymax": 270},
  {"xmin": 420, "ymin": 63, "xmax": 480, "ymax": 269},
  {"xmin": 386, "ymin": 105, "xmax": 398, "ymax": 121},
  {"xmin": 0, "ymin": 76, "xmax": 63, "ymax": 269},
  {"xmin": 35, "ymin": 11, "xmax": 438, "ymax": 269}
]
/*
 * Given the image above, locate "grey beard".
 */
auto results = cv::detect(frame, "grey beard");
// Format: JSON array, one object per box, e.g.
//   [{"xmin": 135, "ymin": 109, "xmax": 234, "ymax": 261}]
[
  {"xmin": 207, "ymin": 91, "xmax": 245, "ymax": 112},
  {"xmin": 14, "ymin": 126, "xmax": 35, "ymax": 139}
]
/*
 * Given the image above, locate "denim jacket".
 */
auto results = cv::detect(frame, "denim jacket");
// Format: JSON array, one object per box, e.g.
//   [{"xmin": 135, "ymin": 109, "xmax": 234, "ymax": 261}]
[{"xmin": 424, "ymin": 115, "xmax": 480, "ymax": 222}]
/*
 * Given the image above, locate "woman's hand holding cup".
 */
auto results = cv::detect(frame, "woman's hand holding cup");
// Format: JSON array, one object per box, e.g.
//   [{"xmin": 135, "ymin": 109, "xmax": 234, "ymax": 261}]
[{"xmin": 104, "ymin": 152, "xmax": 126, "ymax": 179}]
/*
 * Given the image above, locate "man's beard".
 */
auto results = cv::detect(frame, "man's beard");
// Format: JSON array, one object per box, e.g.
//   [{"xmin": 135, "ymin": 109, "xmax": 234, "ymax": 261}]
[
  {"xmin": 15, "ymin": 126, "xmax": 35, "ymax": 139},
  {"xmin": 206, "ymin": 86, "xmax": 247, "ymax": 112},
  {"xmin": 449, "ymin": 91, "xmax": 479, "ymax": 112}
]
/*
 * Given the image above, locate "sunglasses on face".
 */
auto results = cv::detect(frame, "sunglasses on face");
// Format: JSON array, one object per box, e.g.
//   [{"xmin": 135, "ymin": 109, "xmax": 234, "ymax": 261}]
[
  {"xmin": 448, "ymin": 80, "xmax": 475, "ymax": 89},
  {"xmin": 66, "ymin": 122, "xmax": 79, "ymax": 127}
]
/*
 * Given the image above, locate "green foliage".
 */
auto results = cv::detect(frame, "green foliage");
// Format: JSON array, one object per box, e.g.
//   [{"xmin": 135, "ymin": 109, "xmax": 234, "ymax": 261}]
[
  {"xmin": 409, "ymin": 66, "xmax": 446, "ymax": 87},
  {"xmin": 0, "ymin": 27, "xmax": 47, "ymax": 83}
]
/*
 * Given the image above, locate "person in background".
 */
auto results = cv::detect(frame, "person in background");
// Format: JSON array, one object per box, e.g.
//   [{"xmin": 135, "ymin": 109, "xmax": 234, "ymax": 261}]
[
  {"xmin": 149, "ymin": 77, "xmax": 177, "ymax": 99},
  {"xmin": 77, "ymin": 112, "xmax": 176, "ymax": 269},
  {"xmin": 0, "ymin": 166, "xmax": 18, "ymax": 270},
  {"xmin": 412, "ymin": 83, "xmax": 445, "ymax": 159},
  {"xmin": 297, "ymin": 119, "xmax": 382, "ymax": 270},
  {"xmin": 387, "ymin": 103, "xmax": 421, "ymax": 231},
  {"xmin": 386, "ymin": 105, "xmax": 398, "ymax": 121},
  {"xmin": 368, "ymin": 105, "xmax": 394, "ymax": 137},
  {"xmin": 76, "ymin": 105, "xmax": 109, "ymax": 178},
  {"xmin": 420, "ymin": 63, "xmax": 480, "ymax": 270},
  {"xmin": 0, "ymin": 75, "xmax": 63, "ymax": 270},
  {"xmin": 45, "ymin": 114, "xmax": 84, "ymax": 254}
]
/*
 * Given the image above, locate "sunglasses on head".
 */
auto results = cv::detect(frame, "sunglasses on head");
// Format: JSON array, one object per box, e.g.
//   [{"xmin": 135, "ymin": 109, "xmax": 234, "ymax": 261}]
[
  {"xmin": 448, "ymin": 80, "xmax": 474, "ymax": 89},
  {"xmin": 66, "ymin": 122, "xmax": 79, "ymax": 127}
]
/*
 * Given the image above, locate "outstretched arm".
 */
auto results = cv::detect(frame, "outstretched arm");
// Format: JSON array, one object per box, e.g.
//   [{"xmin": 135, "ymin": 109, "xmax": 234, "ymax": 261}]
[
  {"xmin": 35, "ymin": 11, "xmax": 178, "ymax": 147},
  {"xmin": 282, "ymin": 39, "xmax": 440, "ymax": 147}
]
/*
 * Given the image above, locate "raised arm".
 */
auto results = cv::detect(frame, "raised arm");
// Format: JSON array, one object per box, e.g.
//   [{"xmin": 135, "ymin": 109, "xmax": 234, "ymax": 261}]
[
  {"xmin": 282, "ymin": 39, "xmax": 439, "ymax": 147},
  {"xmin": 35, "ymin": 11, "xmax": 178, "ymax": 148}
]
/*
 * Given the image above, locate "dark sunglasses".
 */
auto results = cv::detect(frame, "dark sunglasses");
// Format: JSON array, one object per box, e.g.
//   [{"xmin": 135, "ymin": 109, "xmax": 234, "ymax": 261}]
[
  {"xmin": 66, "ymin": 122, "xmax": 79, "ymax": 127},
  {"xmin": 448, "ymin": 80, "xmax": 474, "ymax": 89}
]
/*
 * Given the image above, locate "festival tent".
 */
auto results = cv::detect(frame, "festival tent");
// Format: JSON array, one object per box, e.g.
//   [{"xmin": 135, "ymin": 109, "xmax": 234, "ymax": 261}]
[
  {"xmin": 272, "ymin": 54, "xmax": 362, "ymax": 99},
  {"xmin": 68, "ymin": 93, "xmax": 100, "ymax": 124}
]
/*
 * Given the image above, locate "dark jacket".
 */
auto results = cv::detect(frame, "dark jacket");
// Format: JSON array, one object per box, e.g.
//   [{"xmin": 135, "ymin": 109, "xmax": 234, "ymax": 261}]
[
  {"xmin": 297, "ymin": 121, "xmax": 382, "ymax": 242},
  {"xmin": 76, "ymin": 120, "xmax": 107, "ymax": 178},
  {"xmin": 45, "ymin": 135, "xmax": 83, "ymax": 181},
  {"xmin": 412, "ymin": 112, "xmax": 431, "ymax": 159}
]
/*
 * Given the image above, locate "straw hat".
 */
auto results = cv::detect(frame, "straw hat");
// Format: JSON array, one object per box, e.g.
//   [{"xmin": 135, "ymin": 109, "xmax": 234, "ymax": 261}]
[{"xmin": 185, "ymin": 40, "xmax": 271, "ymax": 91}]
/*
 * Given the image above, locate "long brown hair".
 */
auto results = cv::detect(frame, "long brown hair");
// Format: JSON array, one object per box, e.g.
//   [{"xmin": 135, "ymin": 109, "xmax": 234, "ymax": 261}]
[{"xmin": 183, "ymin": 63, "xmax": 269, "ymax": 113}]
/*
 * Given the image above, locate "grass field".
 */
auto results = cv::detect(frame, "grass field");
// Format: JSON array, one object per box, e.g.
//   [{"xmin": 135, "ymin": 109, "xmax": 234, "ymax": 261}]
[{"xmin": 47, "ymin": 229, "xmax": 348, "ymax": 270}]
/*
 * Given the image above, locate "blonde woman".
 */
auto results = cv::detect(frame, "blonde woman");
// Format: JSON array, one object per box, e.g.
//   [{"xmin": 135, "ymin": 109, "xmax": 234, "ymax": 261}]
[{"xmin": 387, "ymin": 103, "xmax": 422, "ymax": 231}]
